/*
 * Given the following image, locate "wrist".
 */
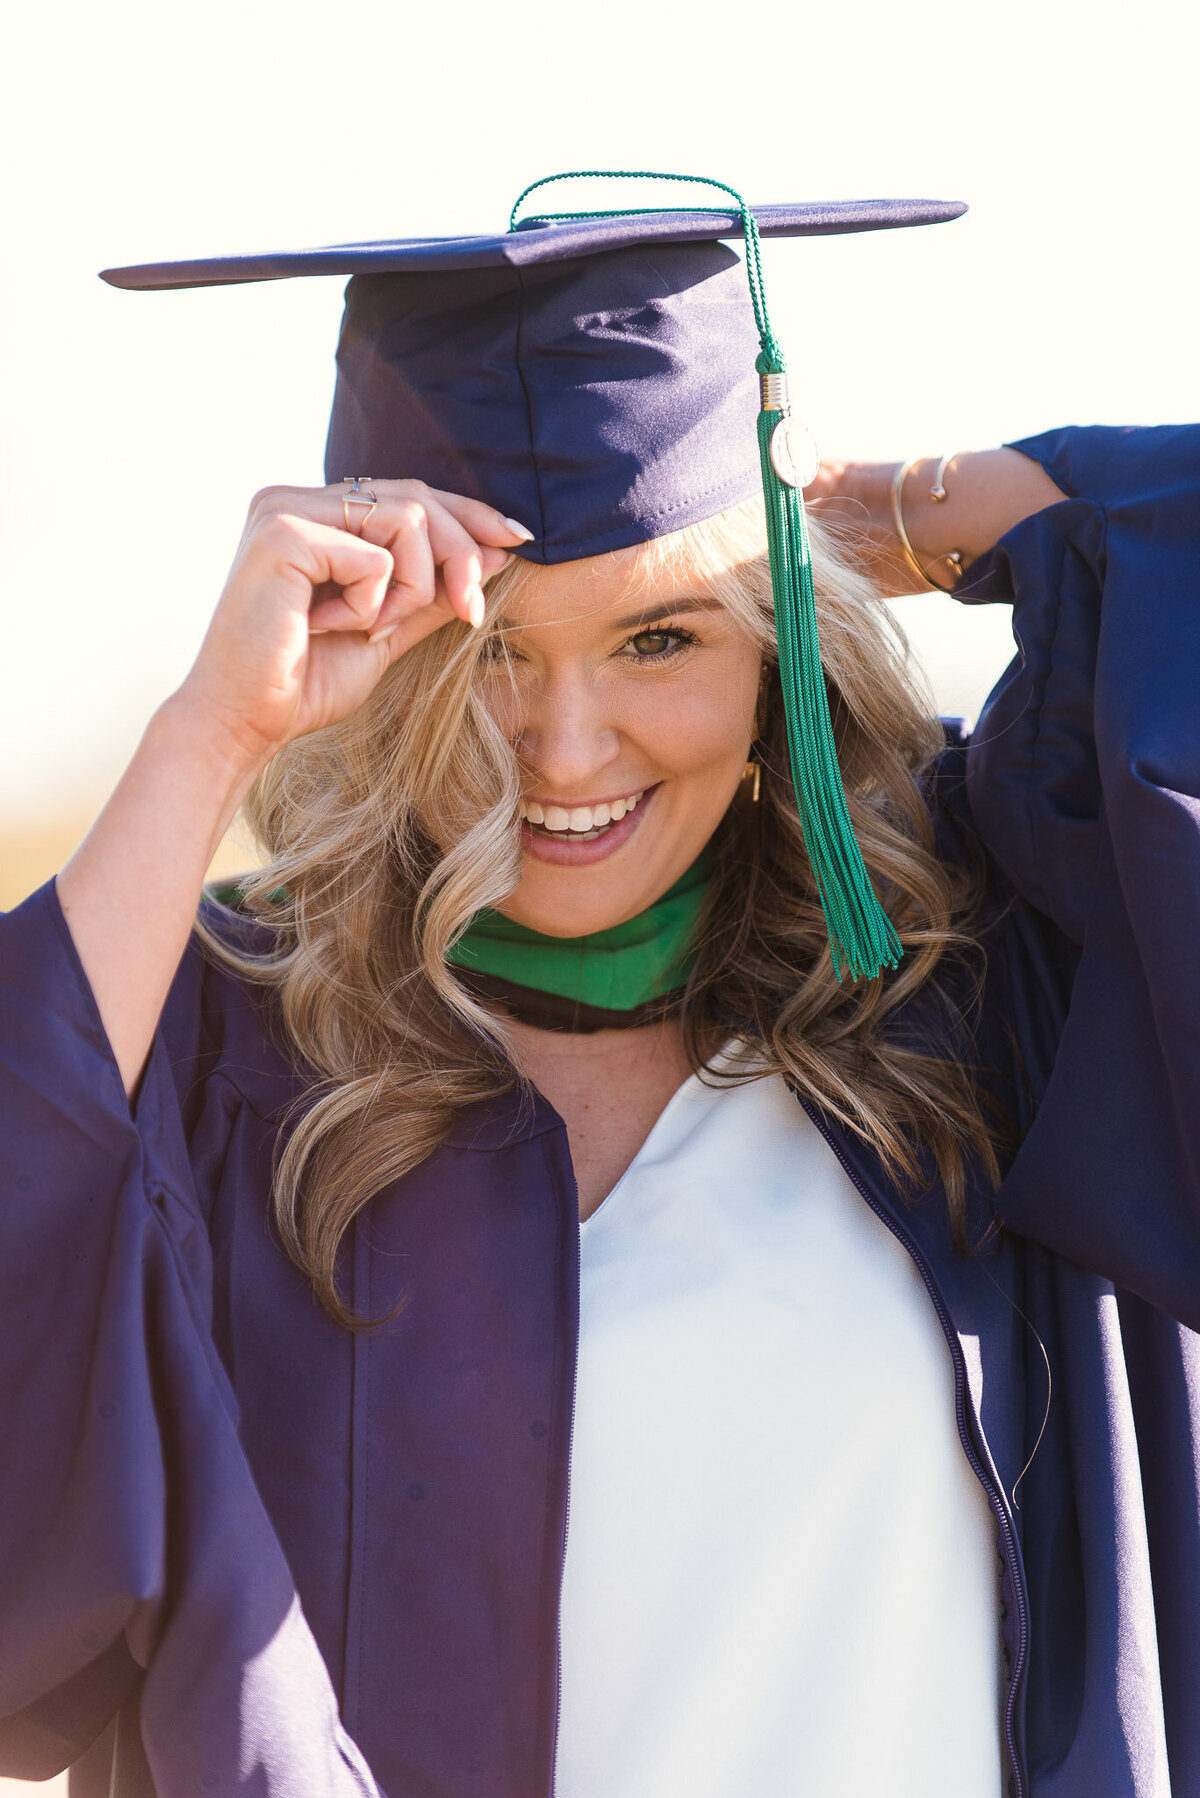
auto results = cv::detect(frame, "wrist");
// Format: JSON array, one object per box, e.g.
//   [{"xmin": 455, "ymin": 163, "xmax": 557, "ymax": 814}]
[
  {"xmin": 156, "ymin": 690, "xmax": 274, "ymax": 787},
  {"xmin": 897, "ymin": 456, "xmax": 974, "ymax": 587},
  {"xmin": 150, "ymin": 692, "xmax": 271, "ymax": 834}
]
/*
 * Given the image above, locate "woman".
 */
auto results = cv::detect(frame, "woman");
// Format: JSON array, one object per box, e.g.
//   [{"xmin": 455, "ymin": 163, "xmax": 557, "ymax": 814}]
[{"xmin": 1, "ymin": 183, "xmax": 1198, "ymax": 1798}]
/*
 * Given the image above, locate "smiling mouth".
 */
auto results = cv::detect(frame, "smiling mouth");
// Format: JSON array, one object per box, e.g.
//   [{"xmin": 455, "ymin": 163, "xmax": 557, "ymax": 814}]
[{"xmin": 519, "ymin": 787, "xmax": 649, "ymax": 843}]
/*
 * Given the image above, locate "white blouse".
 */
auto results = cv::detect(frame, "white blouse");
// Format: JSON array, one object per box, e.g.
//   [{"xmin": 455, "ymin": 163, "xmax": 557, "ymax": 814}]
[{"xmin": 555, "ymin": 1061, "xmax": 1004, "ymax": 1798}]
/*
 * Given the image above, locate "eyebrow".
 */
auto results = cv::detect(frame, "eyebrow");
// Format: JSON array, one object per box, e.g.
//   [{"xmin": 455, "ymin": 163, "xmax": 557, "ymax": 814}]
[{"xmin": 608, "ymin": 595, "xmax": 725, "ymax": 633}]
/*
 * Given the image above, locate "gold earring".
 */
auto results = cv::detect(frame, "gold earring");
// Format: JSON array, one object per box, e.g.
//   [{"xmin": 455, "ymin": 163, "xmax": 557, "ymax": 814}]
[{"xmin": 744, "ymin": 663, "xmax": 768, "ymax": 802}]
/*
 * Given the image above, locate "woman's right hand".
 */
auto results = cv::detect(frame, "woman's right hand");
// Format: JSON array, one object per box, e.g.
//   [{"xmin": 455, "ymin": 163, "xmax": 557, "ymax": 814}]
[
  {"xmin": 56, "ymin": 482, "xmax": 530, "ymax": 1096},
  {"xmin": 177, "ymin": 481, "xmax": 530, "ymax": 774}
]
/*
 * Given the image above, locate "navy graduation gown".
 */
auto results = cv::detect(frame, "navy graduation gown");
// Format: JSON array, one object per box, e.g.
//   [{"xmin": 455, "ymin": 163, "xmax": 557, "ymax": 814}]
[{"xmin": 1, "ymin": 424, "xmax": 1199, "ymax": 1797}]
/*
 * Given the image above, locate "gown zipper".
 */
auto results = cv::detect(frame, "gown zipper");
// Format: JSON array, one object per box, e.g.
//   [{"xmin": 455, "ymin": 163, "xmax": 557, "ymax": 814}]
[{"xmin": 798, "ymin": 1096, "xmax": 1031, "ymax": 1798}]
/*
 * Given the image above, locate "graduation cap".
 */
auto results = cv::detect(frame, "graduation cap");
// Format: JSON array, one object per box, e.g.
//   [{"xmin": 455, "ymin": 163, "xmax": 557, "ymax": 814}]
[{"xmin": 102, "ymin": 170, "xmax": 966, "ymax": 981}]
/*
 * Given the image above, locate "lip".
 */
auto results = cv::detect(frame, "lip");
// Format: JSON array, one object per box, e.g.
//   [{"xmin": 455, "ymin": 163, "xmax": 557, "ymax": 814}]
[{"xmin": 520, "ymin": 784, "xmax": 658, "ymax": 866}]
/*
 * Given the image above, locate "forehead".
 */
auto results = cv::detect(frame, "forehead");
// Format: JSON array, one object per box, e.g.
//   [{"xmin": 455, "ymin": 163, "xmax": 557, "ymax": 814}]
[{"xmin": 498, "ymin": 541, "xmax": 726, "ymax": 637}]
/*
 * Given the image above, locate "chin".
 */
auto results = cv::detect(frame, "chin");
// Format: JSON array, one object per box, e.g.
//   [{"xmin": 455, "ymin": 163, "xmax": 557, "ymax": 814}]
[
  {"xmin": 509, "ymin": 842, "xmax": 702, "ymax": 940},
  {"xmin": 505, "ymin": 867, "xmax": 653, "ymax": 939}
]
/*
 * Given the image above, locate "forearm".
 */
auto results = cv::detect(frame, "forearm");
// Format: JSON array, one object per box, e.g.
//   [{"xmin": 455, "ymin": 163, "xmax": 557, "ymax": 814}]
[
  {"xmin": 900, "ymin": 448, "xmax": 1069, "ymax": 579},
  {"xmin": 809, "ymin": 447, "xmax": 1069, "ymax": 595},
  {"xmin": 56, "ymin": 696, "xmax": 265, "ymax": 1097}
]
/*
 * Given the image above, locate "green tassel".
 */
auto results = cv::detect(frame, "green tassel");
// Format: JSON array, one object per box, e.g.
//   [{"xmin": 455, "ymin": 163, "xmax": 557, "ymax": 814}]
[
  {"xmin": 510, "ymin": 168, "xmax": 904, "ymax": 982},
  {"xmin": 756, "ymin": 352, "xmax": 902, "ymax": 981}
]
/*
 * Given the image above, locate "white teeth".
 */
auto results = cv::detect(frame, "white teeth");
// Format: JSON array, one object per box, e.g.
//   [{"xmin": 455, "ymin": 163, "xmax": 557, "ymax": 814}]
[{"xmin": 519, "ymin": 789, "xmax": 649, "ymax": 833}]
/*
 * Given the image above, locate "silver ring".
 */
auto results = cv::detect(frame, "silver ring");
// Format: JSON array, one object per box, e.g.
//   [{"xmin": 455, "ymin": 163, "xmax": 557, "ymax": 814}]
[{"xmin": 341, "ymin": 474, "xmax": 377, "ymax": 535}]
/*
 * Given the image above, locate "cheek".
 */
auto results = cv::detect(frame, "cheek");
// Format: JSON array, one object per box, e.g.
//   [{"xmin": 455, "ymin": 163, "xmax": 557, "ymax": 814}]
[
  {"xmin": 476, "ymin": 671, "xmax": 521, "ymax": 742},
  {"xmin": 622, "ymin": 660, "xmax": 757, "ymax": 778},
  {"xmin": 475, "ymin": 657, "xmax": 756, "ymax": 775}
]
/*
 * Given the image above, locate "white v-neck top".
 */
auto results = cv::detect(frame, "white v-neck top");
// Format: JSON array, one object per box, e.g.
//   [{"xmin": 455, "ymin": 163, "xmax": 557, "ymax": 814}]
[{"xmin": 555, "ymin": 1063, "xmax": 1004, "ymax": 1798}]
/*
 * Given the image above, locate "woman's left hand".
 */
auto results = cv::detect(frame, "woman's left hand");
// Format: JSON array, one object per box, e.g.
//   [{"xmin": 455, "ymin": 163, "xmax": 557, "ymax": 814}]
[{"xmin": 804, "ymin": 451, "xmax": 1069, "ymax": 595}]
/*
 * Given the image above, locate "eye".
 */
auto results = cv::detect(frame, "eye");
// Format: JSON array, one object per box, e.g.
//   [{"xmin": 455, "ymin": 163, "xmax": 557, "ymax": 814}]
[
  {"xmin": 478, "ymin": 633, "xmax": 518, "ymax": 665},
  {"xmin": 621, "ymin": 626, "xmax": 697, "ymax": 662}
]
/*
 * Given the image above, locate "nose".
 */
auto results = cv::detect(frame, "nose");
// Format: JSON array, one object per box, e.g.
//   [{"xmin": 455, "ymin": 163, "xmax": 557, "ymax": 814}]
[{"xmin": 517, "ymin": 673, "xmax": 623, "ymax": 798}]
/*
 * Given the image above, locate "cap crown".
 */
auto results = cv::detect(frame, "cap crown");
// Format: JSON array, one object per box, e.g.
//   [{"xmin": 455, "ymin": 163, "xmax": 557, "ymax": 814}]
[{"xmin": 327, "ymin": 242, "xmax": 760, "ymax": 562}]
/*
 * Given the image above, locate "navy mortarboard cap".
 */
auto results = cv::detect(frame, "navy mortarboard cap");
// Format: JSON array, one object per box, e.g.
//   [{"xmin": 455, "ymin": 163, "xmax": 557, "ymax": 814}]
[
  {"xmin": 102, "ymin": 182, "xmax": 964, "ymax": 570},
  {"xmin": 102, "ymin": 170, "xmax": 966, "ymax": 980}
]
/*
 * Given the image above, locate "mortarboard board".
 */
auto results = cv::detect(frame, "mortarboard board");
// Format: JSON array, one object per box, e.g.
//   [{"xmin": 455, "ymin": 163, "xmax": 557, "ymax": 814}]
[{"xmin": 101, "ymin": 170, "xmax": 967, "ymax": 980}]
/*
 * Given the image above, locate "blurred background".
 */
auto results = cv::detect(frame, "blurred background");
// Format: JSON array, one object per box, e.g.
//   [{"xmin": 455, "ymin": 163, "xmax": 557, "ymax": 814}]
[{"xmin": 0, "ymin": 0, "xmax": 1196, "ymax": 1774}]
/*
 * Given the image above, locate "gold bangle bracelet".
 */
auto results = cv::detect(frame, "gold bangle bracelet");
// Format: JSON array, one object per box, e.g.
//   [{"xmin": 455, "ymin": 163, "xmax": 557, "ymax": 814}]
[
  {"xmin": 891, "ymin": 455, "xmax": 967, "ymax": 590},
  {"xmin": 890, "ymin": 459, "xmax": 934, "ymax": 586}
]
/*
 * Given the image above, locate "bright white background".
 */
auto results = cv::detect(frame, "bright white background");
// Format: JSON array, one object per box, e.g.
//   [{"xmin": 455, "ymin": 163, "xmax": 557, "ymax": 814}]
[{"xmin": 0, "ymin": 0, "xmax": 1196, "ymax": 856}]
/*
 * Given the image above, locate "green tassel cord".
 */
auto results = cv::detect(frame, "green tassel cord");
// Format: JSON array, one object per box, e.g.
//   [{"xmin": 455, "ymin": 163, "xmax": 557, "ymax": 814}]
[
  {"xmin": 510, "ymin": 170, "xmax": 903, "ymax": 982},
  {"xmin": 754, "ymin": 352, "xmax": 902, "ymax": 982}
]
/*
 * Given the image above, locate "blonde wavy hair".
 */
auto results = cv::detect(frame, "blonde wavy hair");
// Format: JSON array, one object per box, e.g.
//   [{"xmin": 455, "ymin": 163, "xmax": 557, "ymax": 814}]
[{"xmin": 200, "ymin": 498, "xmax": 999, "ymax": 1326}]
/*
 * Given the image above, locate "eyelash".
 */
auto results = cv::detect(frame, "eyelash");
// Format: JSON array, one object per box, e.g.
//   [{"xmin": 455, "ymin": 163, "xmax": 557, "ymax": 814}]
[
  {"xmin": 618, "ymin": 625, "xmax": 699, "ymax": 663},
  {"xmin": 482, "ymin": 625, "xmax": 701, "ymax": 667}
]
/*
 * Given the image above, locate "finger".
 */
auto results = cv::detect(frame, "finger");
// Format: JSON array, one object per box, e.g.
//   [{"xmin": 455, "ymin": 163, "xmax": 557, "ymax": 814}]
[
  {"xmin": 250, "ymin": 513, "xmax": 393, "ymax": 628},
  {"xmin": 365, "ymin": 591, "xmax": 461, "ymax": 661},
  {"xmin": 253, "ymin": 479, "xmax": 533, "ymax": 554},
  {"xmin": 308, "ymin": 591, "xmax": 387, "ymax": 632},
  {"xmin": 306, "ymin": 575, "xmax": 449, "ymax": 636},
  {"xmin": 480, "ymin": 545, "xmax": 513, "ymax": 582},
  {"xmin": 422, "ymin": 497, "xmax": 520, "ymax": 627},
  {"xmin": 375, "ymin": 496, "xmax": 487, "ymax": 630},
  {"xmin": 420, "ymin": 486, "xmax": 535, "ymax": 551},
  {"xmin": 374, "ymin": 498, "xmax": 438, "ymax": 619},
  {"xmin": 252, "ymin": 485, "xmax": 518, "ymax": 632},
  {"xmin": 350, "ymin": 502, "xmax": 463, "ymax": 636},
  {"xmin": 310, "ymin": 564, "xmax": 468, "ymax": 640},
  {"xmin": 438, "ymin": 549, "xmax": 485, "ymax": 630}
]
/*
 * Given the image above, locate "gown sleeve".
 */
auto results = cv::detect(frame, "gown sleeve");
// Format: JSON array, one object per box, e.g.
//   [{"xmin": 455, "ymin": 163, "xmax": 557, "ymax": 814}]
[
  {"xmin": 956, "ymin": 423, "xmax": 1200, "ymax": 1328},
  {"xmin": 0, "ymin": 880, "xmax": 383, "ymax": 1795}
]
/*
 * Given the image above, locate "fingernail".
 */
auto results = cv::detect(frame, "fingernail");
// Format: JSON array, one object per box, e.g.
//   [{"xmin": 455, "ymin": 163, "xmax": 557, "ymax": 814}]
[
  {"xmin": 505, "ymin": 517, "xmax": 535, "ymax": 542},
  {"xmin": 368, "ymin": 622, "xmax": 400, "ymax": 645},
  {"xmin": 468, "ymin": 591, "xmax": 486, "ymax": 629}
]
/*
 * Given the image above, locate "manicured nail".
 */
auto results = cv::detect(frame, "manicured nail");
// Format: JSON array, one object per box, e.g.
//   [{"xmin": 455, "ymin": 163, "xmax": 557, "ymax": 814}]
[
  {"xmin": 368, "ymin": 622, "xmax": 400, "ymax": 645},
  {"xmin": 468, "ymin": 591, "xmax": 486, "ymax": 629},
  {"xmin": 505, "ymin": 517, "xmax": 535, "ymax": 542}
]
